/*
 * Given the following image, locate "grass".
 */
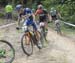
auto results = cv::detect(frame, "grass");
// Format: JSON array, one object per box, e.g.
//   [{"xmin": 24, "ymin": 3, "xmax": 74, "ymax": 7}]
[
  {"xmin": 0, "ymin": 19, "xmax": 6, "ymax": 25},
  {"xmin": 61, "ymin": 26, "xmax": 75, "ymax": 34},
  {"xmin": 48, "ymin": 22, "xmax": 75, "ymax": 36}
]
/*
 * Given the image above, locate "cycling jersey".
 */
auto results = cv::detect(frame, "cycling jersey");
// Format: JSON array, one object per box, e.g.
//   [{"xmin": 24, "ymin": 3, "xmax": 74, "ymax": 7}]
[
  {"xmin": 18, "ymin": 8, "xmax": 33, "ymax": 19},
  {"xmin": 23, "ymin": 8, "xmax": 37, "ymax": 31},
  {"xmin": 35, "ymin": 9, "xmax": 48, "ymax": 22},
  {"xmin": 23, "ymin": 18, "xmax": 37, "ymax": 31},
  {"xmin": 50, "ymin": 10, "xmax": 58, "ymax": 20}
]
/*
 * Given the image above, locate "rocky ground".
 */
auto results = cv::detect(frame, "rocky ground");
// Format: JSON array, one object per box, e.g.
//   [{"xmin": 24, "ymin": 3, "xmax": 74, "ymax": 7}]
[{"xmin": 0, "ymin": 23, "xmax": 75, "ymax": 63}]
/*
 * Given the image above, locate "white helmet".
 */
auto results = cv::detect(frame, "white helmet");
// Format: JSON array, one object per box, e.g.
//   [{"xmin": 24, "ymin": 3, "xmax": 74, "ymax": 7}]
[{"xmin": 38, "ymin": 4, "xmax": 43, "ymax": 9}]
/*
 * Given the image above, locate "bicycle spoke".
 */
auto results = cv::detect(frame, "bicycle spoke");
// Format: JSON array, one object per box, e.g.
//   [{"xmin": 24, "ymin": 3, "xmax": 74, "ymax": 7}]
[{"xmin": 0, "ymin": 40, "xmax": 15, "ymax": 63}]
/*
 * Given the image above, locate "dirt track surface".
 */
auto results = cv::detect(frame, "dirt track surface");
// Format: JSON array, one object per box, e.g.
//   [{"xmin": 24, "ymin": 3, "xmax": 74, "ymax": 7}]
[{"xmin": 0, "ymin": 24, "xmax": 75, "ymax": 63}]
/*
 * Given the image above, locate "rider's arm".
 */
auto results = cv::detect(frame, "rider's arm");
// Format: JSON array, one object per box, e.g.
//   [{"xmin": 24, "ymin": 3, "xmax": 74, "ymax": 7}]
[
  {"xmin": 32, "ymin": 13, "xmax": 36, "ymax": 21},
  {"xmin": 57, "ymin": 11, "xmax": 61, "ymax": 19},
  {"xmin": 47, "ymin": 13, "xmax": 52, "ymax": 22},
  {"xmin": 35, "ymin": 10, "xmax": 38, "ymax": 16},
  {"xmin": 21, "ymin": 15, "xmax": 26, "ymax": 20},
  {"xmin": 34, "ymin": 10, "xmax": 39, "ymax": 21},
  {"xmin": 58, "ymin": 12, "xmax": 61, "ymax": 18}
]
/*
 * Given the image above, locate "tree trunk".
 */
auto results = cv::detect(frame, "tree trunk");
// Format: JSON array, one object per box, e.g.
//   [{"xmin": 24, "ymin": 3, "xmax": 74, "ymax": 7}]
[
  {"xmin": 20, "ymin": 0, "xmax": 24, "ymax": 5},
  {"xmin": 12, "ymin": 0, "xmax": 15, "ymax": 6}
]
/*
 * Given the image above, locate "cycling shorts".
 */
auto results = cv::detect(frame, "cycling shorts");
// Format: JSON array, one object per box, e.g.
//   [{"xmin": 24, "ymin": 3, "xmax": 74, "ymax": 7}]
[
  {"xmin": 39, "ymin": 16, "xmax": 47, "ymax": 22},
  {"xmin": 51, "ymin": 15, "xmax": 57, "ymax": 20}
]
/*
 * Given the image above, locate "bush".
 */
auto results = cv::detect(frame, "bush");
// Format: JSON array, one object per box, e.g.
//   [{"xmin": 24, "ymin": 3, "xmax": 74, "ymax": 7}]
[{"xmin": 0, "ymin": 13, "xmax": 5, "ymax": 18}]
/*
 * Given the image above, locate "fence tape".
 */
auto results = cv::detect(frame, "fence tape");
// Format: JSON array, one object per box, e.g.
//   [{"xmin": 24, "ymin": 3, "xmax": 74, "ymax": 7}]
[{"xmin": 61, "ymin": 21, "xmax": 75, "ymax": 27}]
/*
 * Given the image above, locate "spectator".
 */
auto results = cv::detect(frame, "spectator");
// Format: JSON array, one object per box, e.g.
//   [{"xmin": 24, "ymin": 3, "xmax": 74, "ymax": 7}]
[{"xmin": 5, "ymin": 3, "xmax": 13, "ymax": 23}]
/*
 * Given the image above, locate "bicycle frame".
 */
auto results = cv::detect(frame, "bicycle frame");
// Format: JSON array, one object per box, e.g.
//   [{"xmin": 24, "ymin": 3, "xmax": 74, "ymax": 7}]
[{"xmin": 23, "ymin": 25, "xmax": 37, "ymax": 44}]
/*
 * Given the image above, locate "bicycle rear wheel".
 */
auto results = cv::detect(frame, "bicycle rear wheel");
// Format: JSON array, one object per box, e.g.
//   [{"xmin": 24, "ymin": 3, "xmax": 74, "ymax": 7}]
[
  {"xmin": 21, "ymin": 33, "xmax": 33, "ymax": 56},
  {"xmin": 40, "ymin": 27, "xmax": 47, "ymax": 47},
  {"xmin": 0, "ymin": 40, "xmax": 15, "ymax": 63}
]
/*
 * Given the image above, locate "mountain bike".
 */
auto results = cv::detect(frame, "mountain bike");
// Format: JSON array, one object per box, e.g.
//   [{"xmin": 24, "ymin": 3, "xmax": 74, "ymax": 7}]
[
  {"xmin": 21, "ymin": 25, "xmax": 42, "ymax": 56},
  {"xmin": 39, "ymin": 22, "xmax": 48, "ymax": 47},
  {"xmin": 0, "ymin": 40, "xmax": 15, "ymax": 63},
  {"xmin": 55, "ymin": 19, "xmax": 61, "ymax": 34}
]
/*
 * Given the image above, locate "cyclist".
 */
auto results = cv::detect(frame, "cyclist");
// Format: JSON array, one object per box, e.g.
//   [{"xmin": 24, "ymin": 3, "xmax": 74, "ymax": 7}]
[
  {"xmin": 22, "ymin": 8, "xmax": 36, "ymax": 31},
  {"xmin": 35, "ymin": 4, "xmax": 50, "ymax": 32},
  {"xmin": 15, "ymin": 4, "xmax": 23, "ymax": 29},
  {"xmin": 50, "ymin": 7, "xmax": 61, "ymax": 22},
  {"xmin": 22, "ymin": 7, "xmax": 42, "ymax": 48},
  {"xmin": 50, "ymin": 7, "xmax": 62, "ymax": 33}
]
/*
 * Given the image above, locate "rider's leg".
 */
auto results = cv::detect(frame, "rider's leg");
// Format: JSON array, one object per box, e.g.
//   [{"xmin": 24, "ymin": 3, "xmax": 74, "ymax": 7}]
[
  {"xmin": 32, "ymin": 22, "xmax": 42, "ymax": 48},
  {"xmin": 44, "ymin": 21, "xmax": 48, "ymax": 37},
  {"xmin": 44, "ymin": 21, "xmax": 48, "ymax": 31},
  {"xmin": 23, "ymin": 20, "xmax": 31, "ymax": 45},
  {"xmin": 32, "ymin": 22, "xmax": 41, "ymax": 40}
]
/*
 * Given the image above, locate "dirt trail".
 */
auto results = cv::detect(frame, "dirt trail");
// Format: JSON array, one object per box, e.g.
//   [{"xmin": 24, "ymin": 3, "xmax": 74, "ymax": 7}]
[{"xmin": 0, "ymin": 24, "xmax": 75, "ymax": 63}]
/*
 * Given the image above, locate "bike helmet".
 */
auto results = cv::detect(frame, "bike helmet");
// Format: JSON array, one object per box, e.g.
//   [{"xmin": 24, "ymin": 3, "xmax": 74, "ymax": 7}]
[
  {"xmin": 37, "ymin": 4, "xmax": 43, "ymax": 9},
  {"xmin": 15, "ymin": 4, "xmax": 22, "ymax": 11},
  {"xmin": 24, "ymin": 8, "xmax": 32, "ymax": 14}
]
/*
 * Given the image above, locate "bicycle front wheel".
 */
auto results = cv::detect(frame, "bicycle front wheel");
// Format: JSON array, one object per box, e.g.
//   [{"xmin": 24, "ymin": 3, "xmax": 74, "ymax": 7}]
[
  {"xmin": 0, "ymin": 40, "xmax": 15, "ymax": 63},
  {"xmin": 56, "ymin": 23, "xmax": 61, "ymax": 34},
  {"xmin": 21, "ymin": 33, "xmax": 33, "ymax": 56}
]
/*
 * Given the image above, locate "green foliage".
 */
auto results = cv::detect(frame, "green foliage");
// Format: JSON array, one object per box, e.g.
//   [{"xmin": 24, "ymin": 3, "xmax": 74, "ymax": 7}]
[
  {"xmin": 42, "ymin": 0, "xmax": 75, "ymax": 24},
  {"xmin": 0, "ymin": 13, "xmax": 5, "ymax": 18},
  {"xmin": 0, "ymin": 0, "xmax": 7, "ymax": 6},
  {"xmin": 0, "ymin": 0, "xmax": 75, "ymax": 24}
]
